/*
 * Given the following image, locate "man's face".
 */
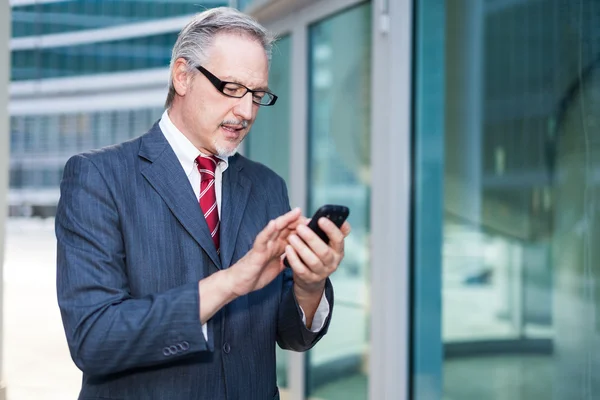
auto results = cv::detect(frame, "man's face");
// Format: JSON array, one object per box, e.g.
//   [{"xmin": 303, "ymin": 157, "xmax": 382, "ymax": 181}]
[{"xmin": 175, "ymin": 32, "xmax": 269, "ymax": 157}]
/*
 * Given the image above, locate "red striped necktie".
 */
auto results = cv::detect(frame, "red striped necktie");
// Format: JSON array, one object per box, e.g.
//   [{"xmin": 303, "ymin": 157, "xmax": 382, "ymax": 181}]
[{"xmin": 196, "ymin": 155, "xmax": 220, "ymax": 252}]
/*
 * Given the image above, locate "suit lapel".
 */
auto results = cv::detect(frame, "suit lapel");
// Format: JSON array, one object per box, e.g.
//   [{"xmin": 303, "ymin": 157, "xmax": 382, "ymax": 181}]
[
  {"xmin": 220, "ymin": 155, "xmax": 251, "ymax": 268},
  {"xmin": 138, "ymin": 124, "xmax": 222, "ymax": 269}
]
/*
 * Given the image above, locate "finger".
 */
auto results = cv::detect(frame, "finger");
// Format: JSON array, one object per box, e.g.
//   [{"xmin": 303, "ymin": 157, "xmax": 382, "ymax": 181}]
[
  {"xmin": 295, "ymin": 223, "xmax": 331, "ymax": 259},
  {"xmin": 317, "ymin": 217, "xmax": 344, "ymax": 242},
  {"xmin": 284, "ymin": 244, "xmax": 313, "ymax": 276},
  {"xmin": 317, "ymin": 218, "xmax": 347, "ymax": 254},
  {"xmin": 275, "ymin": 217, "xmax": 304, "ymax": 243},
  {"xmin": 274, "ymin": 258, "xmax": 287, "ymax": 274},
  {"xmin": 288, "ymin": 233, "xmax": 324, "ymax": 270},
  {"xmin": 280, "ymin": 215, "xmax": 307, "ymax": 235},
  {"xmin": 340, "ymin": 221, "xmax": 352, "ymax": 237},
  {"xmin": 273, "ymin": 210, "xmax": 304, "ymax": 244},
  {"xmin": 282, "ymin": 216, "xmax": 305, "ymax": 233},
  {"xmin": 279, "ymin": 210, "xmax": 312, "ymax": 241},
  {"xmin": 254, "ymin": 219, "xmax": 277, "ymax": 247},
  {"xmin": 273, "ymin": 207, "xmax": 302, "ymax": 230}
]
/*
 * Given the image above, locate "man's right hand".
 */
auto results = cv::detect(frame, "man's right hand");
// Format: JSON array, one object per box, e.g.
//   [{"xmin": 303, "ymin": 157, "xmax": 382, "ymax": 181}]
[
  {"xmin": 198, "ymin": 208, "xmax": 302, "ymax": 325},
  {"xmin": 225, "ymin": 207, "xmax": 302, "ymax": 297}
]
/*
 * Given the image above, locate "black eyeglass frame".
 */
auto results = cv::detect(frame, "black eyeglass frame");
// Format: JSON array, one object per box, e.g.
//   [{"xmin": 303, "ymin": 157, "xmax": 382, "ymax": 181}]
[{"xmin": 196, "ymin": 65, "xmax": 278, "ymax": 106}]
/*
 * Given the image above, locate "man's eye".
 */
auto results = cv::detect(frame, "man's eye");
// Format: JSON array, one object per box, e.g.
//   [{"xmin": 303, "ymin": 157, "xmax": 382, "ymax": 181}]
[{"xmin": 223, "ymin": 85, "xmax": 244, "ymax": 96}]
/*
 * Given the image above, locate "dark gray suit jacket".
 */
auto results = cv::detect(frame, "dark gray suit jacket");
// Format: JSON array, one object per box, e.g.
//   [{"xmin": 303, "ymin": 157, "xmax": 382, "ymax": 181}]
[{"xmin": 56, "ymin": 123, "xmax": 334, "ymax": 400}]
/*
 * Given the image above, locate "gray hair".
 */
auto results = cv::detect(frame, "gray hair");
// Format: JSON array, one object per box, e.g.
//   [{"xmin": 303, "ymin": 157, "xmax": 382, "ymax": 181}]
[{"xmin": 165, "ymin": 7, "xmax": 275, "ymax": 109}]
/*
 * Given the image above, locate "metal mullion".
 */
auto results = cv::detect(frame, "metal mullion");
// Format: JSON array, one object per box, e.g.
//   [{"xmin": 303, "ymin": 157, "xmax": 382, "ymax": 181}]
[{"xmin": 369, "ymin": 0, "xmax": 413, "ymax": 398}]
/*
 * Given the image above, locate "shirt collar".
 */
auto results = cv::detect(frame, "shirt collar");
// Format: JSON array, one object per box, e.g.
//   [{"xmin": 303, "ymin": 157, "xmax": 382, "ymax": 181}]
[{"xmin": 159, "ymin": 110, "xmax": 228, "ymax": 177}]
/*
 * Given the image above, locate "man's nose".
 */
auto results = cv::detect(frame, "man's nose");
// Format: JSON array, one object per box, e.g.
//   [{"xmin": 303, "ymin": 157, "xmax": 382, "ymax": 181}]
[{"xmin": 234, "ymin": 92, "xmax": 254, "ymax": 120}]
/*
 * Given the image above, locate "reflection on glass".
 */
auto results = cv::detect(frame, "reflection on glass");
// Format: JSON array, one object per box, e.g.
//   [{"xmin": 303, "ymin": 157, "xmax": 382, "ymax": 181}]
[
  {"xmin": 8, "ymin": 108, "xmax": 163, "ymax": 197},
  {"xmin": 11, "ymin": 1, "xmax": 228, "ymax": 37},
  {"xmin": 307, "ymin": 3, "xmax": 371, "ymax": 399},
  {"xmin": 12, "ymin": 33, "xmax": 178, "ymax": 80},
  {"xmin": 11, "ymin": 2, "xmax": 231, "ymax": 78},
  {"xmin": 414, "ymin": 0, "xmax": 600, "ymax": 398},
  {"xmin": 247, "ymin": 35, "xmax": 291, "ymax": 184},
  {"xmin": 238, "ymin": 0, "xmax": 255, "ymax": 12},
  {"xmin": 552, "ymin": 57, "xmax": 600, "ymax": 400},
  {"xmin": 245, "ymin": 34, "xmax": 292, "ymax": 388}
]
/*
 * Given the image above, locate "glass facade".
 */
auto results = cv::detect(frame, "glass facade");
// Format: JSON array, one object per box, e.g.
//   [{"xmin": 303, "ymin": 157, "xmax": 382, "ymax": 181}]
[
  {"xmin": 12, "ymin": 33, "xmax": 178, "ymax": 80},
  {"xmin": 413, "ymin": 0, "xmax": 600, "ymax": 399},
  {"xmin": 11, "ymin": 1, "xmax": 228, "ymax": 80},
  {"xmin": 306, "ymin": 3, "xmax": 371, "ymax": 399},
  {"xmin": 9, "ymin": 108, "xmax": 162, "ymax": 186},
  {"xmin": 8, "ymin": 1, "xmax": 224, "ymax": 215},
  {"xmin": 11, "ymin": 0, "xmax": 226, "ymax": 37},
  {"xmin": 8, "ymin": 108, "xmax": 163, "ymax": 216}
]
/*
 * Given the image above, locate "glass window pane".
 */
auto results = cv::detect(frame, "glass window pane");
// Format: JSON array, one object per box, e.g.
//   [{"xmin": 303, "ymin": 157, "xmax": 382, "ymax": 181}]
[
  {"xmin": 307, "ymin": 3, "xmax": 372, "ymax": 399},
  {"xmin": 413, "ymin": 0, "xmax": 600, "ymax": 399},
  {"xmin": 247, "ymin": 35, "xmax": 291, "ymax": 184},
  {"xmin": 47, "ymin": 115, "xmax": 59, "ymax": 153},
  {"xmin": 10, "ymin": 1, "xmax": 229, "ymax": 37},
  {"xmin": 245, "ymin": 33, "xmax": 292, "ymax": 388},
  {"xmin": 11, "ymin": 32, "xmax": 179, "ymax": 81}
]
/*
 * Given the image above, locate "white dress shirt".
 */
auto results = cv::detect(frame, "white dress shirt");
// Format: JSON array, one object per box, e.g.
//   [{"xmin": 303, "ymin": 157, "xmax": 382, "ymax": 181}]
[{"xmin": 159, "ymin": 111, "xmax": 330, "ymax": 339}]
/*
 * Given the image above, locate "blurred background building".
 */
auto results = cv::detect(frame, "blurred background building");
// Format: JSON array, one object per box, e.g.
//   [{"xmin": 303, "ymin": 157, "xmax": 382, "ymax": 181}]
[
  {"xmin": 2, "ymin": 0, "xmax": 600, "ymax": 399},
  {"xmin": 8, "ymin": 0, "xmax": 228, "ymax": 217}
]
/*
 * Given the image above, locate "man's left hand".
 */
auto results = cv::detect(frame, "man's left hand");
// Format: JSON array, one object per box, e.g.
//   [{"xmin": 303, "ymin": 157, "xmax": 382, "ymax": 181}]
[{"xmin": 285, "ymin": 216, "xmax": 351, "ymax": 295}]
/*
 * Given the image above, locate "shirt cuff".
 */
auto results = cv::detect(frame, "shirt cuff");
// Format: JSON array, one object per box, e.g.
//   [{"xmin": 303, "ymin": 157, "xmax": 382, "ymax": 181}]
[
  {"xmin": 299, "ymin": 291, "xmax": 330, "ymax": 332},
  {"xmin": 202, "ymin": 323, "xmax": 207, "ymax": 341}
]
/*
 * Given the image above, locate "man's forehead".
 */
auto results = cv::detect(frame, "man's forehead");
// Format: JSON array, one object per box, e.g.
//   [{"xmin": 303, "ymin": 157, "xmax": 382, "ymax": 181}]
[
  {"xmin": 207, "ymin": 32, "xmax": 267, "ymax": 62},
  {"xmin": 205, "ymin": 35, "xmax": 269, "ymax": 88}
]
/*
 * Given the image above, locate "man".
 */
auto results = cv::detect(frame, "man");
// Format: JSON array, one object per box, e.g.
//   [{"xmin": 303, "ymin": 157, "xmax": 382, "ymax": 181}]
[{"xmin": 56, "ymin": 6, "xmax": 350, "ymax": 400}]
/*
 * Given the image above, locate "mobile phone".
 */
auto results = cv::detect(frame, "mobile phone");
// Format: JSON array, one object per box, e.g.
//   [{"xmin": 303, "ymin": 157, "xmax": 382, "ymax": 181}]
[{"xmin": 283, "ymin": 204, "xmax": 350, "ymax": 268}]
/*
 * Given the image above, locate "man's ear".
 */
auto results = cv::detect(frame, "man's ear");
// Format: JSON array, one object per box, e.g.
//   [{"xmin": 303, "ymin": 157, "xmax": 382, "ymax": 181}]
[{"xmin": 172, "ymin": 58, "xmax": 192, "ymax": 97}]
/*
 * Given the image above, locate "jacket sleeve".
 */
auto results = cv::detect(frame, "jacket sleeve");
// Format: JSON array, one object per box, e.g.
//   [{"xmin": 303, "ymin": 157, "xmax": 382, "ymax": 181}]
[
  {"xmin": 273, "ymin": 176, "xmax": 335, "ymax": 351},
  {"xmin": 56, "ymin": 154, "xmax": 209, "ymax": 376},
  {"xmin": 277, "ymin": 272, "xmax": 334, "ymax": 351}
]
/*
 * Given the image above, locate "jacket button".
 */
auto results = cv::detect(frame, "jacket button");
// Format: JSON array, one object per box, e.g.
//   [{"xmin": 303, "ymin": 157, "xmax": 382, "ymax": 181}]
[
  {"xmin": 162, "ymin": 347, "xmax": 171, "ymax": 356},
  {"xmin": 223, "ymin": 342, "xmax": 231, "ymax": 354}
]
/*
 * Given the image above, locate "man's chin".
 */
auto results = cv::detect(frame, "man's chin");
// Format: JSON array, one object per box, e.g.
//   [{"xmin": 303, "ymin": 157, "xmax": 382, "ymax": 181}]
[
  {"xmin": 219, "ymin": 149, "xmax": 238, "ymax": 158},
  {"xmin": 214, "ymin": 142, "xmax": 241, "ymax": 158}
]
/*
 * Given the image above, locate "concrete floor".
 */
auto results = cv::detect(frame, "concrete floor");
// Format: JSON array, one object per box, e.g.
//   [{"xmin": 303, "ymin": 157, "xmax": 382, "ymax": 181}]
[
  {"xmin": 443, "ymin": 356, "xmax": 552, "ymax": 400},
  {"xmin": 3, "ymin": 218, "xmax": 81, "ymax": 399}
]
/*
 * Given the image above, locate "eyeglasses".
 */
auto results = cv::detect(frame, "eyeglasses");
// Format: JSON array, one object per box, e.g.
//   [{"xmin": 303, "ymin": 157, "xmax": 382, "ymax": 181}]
[{"xmin": 196, "ymin": 65, "xmax": 278, "ymax": 106}]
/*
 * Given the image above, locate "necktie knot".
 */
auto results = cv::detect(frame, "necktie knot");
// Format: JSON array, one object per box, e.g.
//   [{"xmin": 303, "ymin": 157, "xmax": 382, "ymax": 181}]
[{"xmin": 196, "ymin": 155, "xmax": 219, "ymax": 181}]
